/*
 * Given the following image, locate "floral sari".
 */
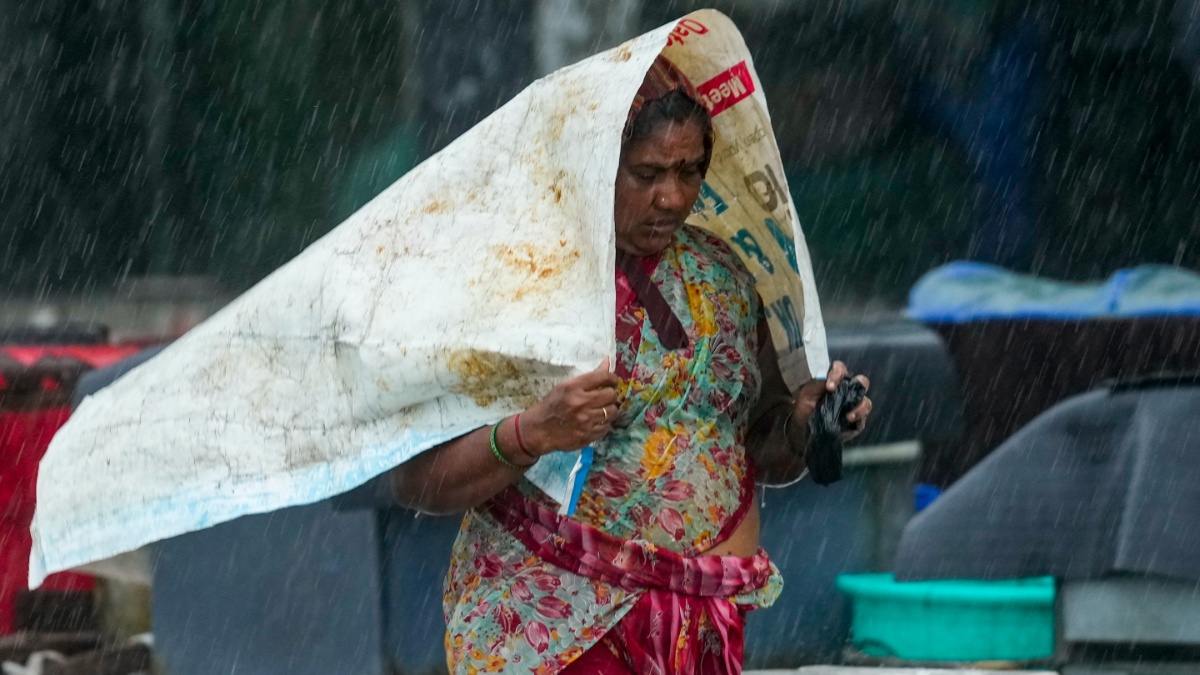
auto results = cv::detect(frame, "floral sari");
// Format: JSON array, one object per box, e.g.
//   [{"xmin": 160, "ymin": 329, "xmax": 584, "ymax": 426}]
[{"xmin": 443, "ymin": 225, "xmax": 782, "ymax": 674}]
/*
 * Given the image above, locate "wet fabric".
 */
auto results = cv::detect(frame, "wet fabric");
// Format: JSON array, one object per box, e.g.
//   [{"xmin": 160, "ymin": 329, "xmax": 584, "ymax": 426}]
[
  {"xmin": 488, "ymin": 491, "xmax": 763, "ymax": 675},
  {"xmin": 30, "ymin": 10, "xmax": 828, "ymax": 588},
  {"xmin": 559, "ymin": 592, "xmax": 749, "ymax": 675},
  {"xmin": 624, "ymin": 55, "xmax": 699, "ymax": 137},
  {"xmin": 615, "ymin": 250, "xmax": 688, "ymax": 350},
  {"xmin": 441, "ymin": 227, "xmax": 782, "ymax": 675},
  {"xmin": 486, "ymin": 475, "xmax": 768, "ymax": 598}
]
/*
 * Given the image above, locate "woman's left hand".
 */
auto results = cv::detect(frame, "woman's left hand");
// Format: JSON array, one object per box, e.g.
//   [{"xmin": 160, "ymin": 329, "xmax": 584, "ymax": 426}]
[{"xmin": 793, "ymin": 360, "xmax": 873, "ymax": 442}]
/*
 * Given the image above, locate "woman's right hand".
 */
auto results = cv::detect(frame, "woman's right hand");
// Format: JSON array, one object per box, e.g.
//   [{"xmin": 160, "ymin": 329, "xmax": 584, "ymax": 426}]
[{"xmin": 520, "ymin": 358, "xmax": 620, "ymax": 457}]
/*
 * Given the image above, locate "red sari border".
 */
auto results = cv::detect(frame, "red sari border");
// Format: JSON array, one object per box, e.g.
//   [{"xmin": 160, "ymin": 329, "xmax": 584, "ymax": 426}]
[{"xmin": 485, "ymin": 466, "xmax": 768, "ymax": 598}]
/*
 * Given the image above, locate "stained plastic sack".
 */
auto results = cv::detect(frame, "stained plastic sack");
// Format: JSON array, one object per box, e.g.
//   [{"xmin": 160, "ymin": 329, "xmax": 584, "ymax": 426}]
[{"xmin": 30, "ymin": 10, "xmax": 830, "ymax": 587}]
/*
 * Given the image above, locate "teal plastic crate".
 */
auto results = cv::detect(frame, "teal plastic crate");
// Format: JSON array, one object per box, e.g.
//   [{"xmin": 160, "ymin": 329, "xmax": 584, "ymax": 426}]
[{"xmin": 836, "ymin": 573, "xmax": 1055, "ymax": 662}]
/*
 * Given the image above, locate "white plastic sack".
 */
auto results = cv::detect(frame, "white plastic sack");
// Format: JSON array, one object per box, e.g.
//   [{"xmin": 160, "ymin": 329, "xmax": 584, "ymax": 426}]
[{"xmin": 30, "ymin": 9, "xmax": 828, "ymax": 587}]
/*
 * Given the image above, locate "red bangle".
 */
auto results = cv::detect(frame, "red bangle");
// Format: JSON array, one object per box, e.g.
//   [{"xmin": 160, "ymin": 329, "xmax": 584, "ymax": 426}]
[{"xmin": 514, "ymin": 413, "xmax": 530, "ymax": 455}]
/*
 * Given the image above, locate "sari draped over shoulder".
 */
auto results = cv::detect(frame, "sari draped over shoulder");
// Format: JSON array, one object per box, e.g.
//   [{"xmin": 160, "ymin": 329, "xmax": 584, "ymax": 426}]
[{"xmin": 443, "ymin": 226, "xmax": 782, "ymax": 675}]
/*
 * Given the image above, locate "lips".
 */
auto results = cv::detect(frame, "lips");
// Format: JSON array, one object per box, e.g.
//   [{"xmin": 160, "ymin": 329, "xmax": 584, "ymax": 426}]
[{"xmin": 645, "ymin": 219, "xmax": 678, "ymax": 234}]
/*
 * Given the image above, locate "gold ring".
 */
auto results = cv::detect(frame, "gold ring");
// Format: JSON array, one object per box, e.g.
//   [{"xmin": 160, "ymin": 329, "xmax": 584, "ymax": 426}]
[{"xmin": 602, "ymin": 408, "xmax": 608, "ymax": 421}]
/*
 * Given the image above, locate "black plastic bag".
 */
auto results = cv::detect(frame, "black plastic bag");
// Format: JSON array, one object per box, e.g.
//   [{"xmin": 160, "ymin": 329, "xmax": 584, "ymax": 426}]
[{"xmin": 807, "ymin": 377, "xmax": 866, "ymax": 486}]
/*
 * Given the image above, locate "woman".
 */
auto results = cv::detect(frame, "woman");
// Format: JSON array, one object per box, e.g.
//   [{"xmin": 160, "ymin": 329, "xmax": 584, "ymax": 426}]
[{"xmin": 391, "ymin": 56, "xmax": 872, "ymax": 675}]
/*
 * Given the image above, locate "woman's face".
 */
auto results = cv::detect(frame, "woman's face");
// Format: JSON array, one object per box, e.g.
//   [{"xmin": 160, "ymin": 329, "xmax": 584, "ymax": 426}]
[{"xmin": 614, "ymin": 119, "xmax": 707, "ymax": 257}]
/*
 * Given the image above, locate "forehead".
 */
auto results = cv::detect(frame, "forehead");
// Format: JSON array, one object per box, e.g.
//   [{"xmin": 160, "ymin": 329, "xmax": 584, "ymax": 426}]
[{"xmin": 623, "ymin": 120, "xmax": 707, "ymax": 166}]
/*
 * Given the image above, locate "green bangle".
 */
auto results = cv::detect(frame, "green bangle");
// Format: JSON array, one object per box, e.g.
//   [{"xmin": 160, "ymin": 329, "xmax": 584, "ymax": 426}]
[{"xmin": 489, "ymin": 420, "xmax": 528, "ymax": 470}]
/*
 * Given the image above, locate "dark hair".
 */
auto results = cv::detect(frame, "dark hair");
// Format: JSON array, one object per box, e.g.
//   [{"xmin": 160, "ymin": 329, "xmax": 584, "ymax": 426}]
[{"xmin": 625, "ymin": 89, "xmax": 714, "ymax": 174}]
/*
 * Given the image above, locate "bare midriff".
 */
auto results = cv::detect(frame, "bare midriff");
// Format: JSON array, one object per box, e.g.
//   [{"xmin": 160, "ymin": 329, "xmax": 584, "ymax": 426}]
[{"xmin": 701, "ymin": 498, "xmax": 760, "ymax": 558}]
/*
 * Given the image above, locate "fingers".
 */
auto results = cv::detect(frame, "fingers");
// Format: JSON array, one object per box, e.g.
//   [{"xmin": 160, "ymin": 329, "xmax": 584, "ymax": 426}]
[
  {"xmin": 568, "ymin": 398, "xmax": 617, "ymax": 427},
  {"xmin": 556, "ymin": 402, "xmax": 615, "ymax": 451},
  {"xmin": 523, "ymin": 358, "xmax": 622, "ymax": 454},
  {"xmin": 579, "ymin": 386, "xmax": 619, "ymax": 409},
  {"xmin": 588, "ymin": 404, "xmax": 618, "ymax": 432},
  {"xmin": 846, "ymin": 396, "xmax": 873, "ymax": 424},
  {"xmin": 558, "ymin": 359, "xmax": 620, "ymax": 406},
  {"xmin": 825, "ymin": 360, "xmax": 848, "ymax": 391},
  {"xmin": 845, "ymin": 374, "xmax": 871, "ymax": 425},
  {"xmin": 551, "ymin": 380, "xmax": 618, "ymax": 409},
  {"xmin": 570, "ymin": 357, "xmax": 620, "ymax": 391}
]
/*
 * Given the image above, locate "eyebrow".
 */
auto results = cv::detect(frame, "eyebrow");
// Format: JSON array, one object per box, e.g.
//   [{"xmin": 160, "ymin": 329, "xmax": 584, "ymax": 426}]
[{"xmin": 631, "ymin": 155, "xmax": 707, "ymax": 171}]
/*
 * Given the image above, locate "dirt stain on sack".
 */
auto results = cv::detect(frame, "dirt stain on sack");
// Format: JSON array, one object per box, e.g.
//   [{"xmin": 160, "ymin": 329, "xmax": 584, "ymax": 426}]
[
  {"xmin": 612, "ymin": 44, "xmax": 632, "ymax": 62},
  {"xmin": 286, "ymin": 441, "xmax": 325, "ymax": 470},
  {"xmin": 193, "ymin": 348, "xmax": 239, "ymax": 393},
  {"xmin": 548, "ymin": 112, "xmax": 567, "ymax": 143},
  {"xmin": 493, "ymin": 242, "xmax": 581, "ymax": 301},
  {"xmin": 422, "ymin": 199, "xmax": 449, "ymax": 215},
  {"xmin": 536, "ymin": 168, "xmax": 573, "ymax": 206},
  {"xmin": 447, "ymin": 350, "xmax": 540, "ymax": 408},
  {"xmin": 546, "ymin": 83, "xmax": 585, "ymax": 143}
]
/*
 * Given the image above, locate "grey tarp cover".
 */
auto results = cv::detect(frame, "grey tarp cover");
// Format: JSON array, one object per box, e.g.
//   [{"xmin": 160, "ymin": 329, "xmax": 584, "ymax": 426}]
[{"xmin": 894, "ymin": 383, "xmax": 1200, "ymax": 582}]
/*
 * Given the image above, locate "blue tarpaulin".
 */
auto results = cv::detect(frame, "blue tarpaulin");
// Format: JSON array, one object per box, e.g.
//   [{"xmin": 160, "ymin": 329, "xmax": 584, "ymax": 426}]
[{"xmin": 907, "ymin": 263, "xmax": 1200, "ymax": 323}]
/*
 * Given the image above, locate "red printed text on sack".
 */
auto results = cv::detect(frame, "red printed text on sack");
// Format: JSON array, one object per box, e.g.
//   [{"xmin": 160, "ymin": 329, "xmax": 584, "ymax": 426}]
[
  {"xmin": 666, "ymin": 18, "xmax": 709, "ymax": 47},
  {"xmin": 696, "ymin": 61, "xmax": 755, "ymax": 116}
]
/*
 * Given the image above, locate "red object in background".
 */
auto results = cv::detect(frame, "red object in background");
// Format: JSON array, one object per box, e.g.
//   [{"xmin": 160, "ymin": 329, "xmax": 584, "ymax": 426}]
[
  {"xmin": 0, "ymin": 345, "xmax": 141, "ymax": 372},
  {"xmin": 0, "ymin": 344, "xmax": 142, "ymax": 634}
]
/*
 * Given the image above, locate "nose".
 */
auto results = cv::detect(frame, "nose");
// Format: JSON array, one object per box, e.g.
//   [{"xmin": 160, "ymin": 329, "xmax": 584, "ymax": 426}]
[{"xmin": 654, "ymin": 177, "xmax": 688, "ymax": 212}]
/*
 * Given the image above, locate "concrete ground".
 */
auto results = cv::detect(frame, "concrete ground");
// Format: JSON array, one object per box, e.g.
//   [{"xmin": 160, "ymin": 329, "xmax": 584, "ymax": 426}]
[{"xmin": 748, "ymin": 662, "xmax": 1060, "ymax": 667}]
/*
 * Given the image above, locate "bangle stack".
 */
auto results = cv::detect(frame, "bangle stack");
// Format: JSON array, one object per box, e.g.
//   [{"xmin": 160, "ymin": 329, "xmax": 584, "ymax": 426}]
[{"xmin": 490, "ymin": 418, "xmax": 534, "ymax": 470}]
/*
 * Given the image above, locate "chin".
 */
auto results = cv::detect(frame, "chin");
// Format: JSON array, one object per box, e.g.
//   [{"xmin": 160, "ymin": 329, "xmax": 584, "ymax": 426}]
[
  {"xmin": 641, "ymin": 228, "xmax": 679, "ymax": 252},
  {"xmin": 616, "ymin": 225, "xmax": 680, "ymax": 257},
  {"xmin": 632, "ymin": 239, "xmax": 673, "ymax": 256}
]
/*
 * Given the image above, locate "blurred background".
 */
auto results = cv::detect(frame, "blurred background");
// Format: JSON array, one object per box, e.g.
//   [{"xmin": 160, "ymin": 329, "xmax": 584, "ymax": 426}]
[
  {"xmin": 2, "ymin": 1, "xmax": 1199, "ymax": 673},
  {"xmin": 3, "ymin": 0, "xmax": 1196, "ymax": 336}
]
